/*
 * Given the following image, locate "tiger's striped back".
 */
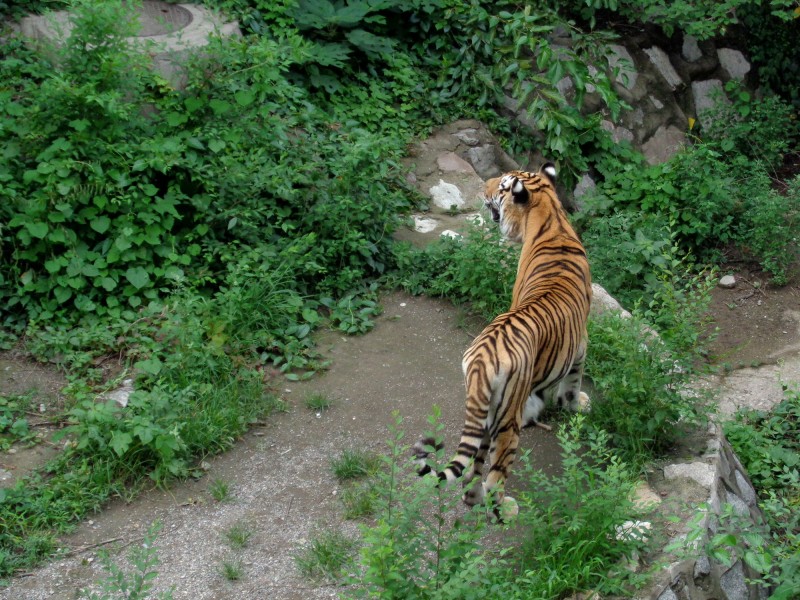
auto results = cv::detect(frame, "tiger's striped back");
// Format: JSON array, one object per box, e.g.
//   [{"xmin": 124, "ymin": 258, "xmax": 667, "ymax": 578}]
[{"xmin": 414, "ymin": 164, "xmax": 592, "ymax": 517}]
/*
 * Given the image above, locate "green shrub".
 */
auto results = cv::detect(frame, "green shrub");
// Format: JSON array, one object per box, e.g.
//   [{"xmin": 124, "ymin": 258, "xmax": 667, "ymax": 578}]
[
  {"xmin": 586, "ymin": 312, "xmax": 705, "ymax": 464},
  {"xmin": 701, "ymin": 82, "xmax": 798, "ymax": 168},
  {"xmin": 738, "ymin": 2, "xmax": 800, "ymax": 107},
  {"xmin": 550, "ymin": 0, "xmax": 796, "ymax": 40},
  {"xmin": 347, "ymin": 413, "xmax": 645, "ymax": 599},
  {"xmin": 735, "ymin": 176, "xmax": 800, "ymax": 287},
  {"xmin": 577, "ymin": 208, "xmax": 673, "ymax": 310},
  {"xmin": 716, "ymin": 389, "xmax": 800, "ymax": 597},
  {"xmin": 724, "ymin": 389, "xmax": 800, "ymax": 497},
  {"xmin": 79, "ymin": 521, "xmax": 173, "ymax": 600},
  {"xmin": 295, "ymin": 529, "xmax": 359, "ymax": 582},
  {"xmin": 510, "ymin": 417, "xmax": 646, "ymax": 597},
  {"xmin": 0, "ymin": 10, "xmax": 415, "ymax": 329},
  {"xmin": 581, "ymin": 144, "xmax": 798, "ymax": 286},
  {"xmin": 391, "ymin": 224, "xmax": 517, "ymax": 321}
]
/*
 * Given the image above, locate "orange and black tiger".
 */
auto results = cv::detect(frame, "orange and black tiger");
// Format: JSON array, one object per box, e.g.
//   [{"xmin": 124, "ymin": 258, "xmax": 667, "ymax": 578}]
[{"xmin": 414, "ymin": 164, "xmax": 592, "ymax": 516}]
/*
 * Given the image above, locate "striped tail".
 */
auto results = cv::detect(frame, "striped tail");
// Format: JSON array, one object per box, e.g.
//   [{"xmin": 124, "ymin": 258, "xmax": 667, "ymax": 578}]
[{"xmin": 412, "ymin": 436, "xmax": 446, "ymax": 479}]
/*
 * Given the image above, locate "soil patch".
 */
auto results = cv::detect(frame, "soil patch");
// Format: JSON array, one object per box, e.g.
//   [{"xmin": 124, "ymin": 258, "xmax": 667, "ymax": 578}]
[
  {"xmin": 706, "ymin": 269, "xmax": 800, "ymax": 368},
  {"xmin": 0, "ymin": 292, "xmax": 564, "ymax": 600}
]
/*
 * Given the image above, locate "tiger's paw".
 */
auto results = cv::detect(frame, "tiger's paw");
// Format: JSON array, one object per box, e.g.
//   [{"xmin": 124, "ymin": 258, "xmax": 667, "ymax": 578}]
[
  {"xmin": 497, "ymin": 496, "xmax": 519, "ymax": 522},
  {"xmin": 576, "ymin": 391, "xmax": 591, "ymax": 413},
  {"xmin": 462, "ymin": 481, "xmax": 485, "ymax": 507}
]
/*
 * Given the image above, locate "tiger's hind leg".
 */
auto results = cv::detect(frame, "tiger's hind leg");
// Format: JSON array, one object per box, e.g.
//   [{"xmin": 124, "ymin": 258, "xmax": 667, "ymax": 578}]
[
  {"xmin": 522, "ymin": 392, "xmax": 545, "ymax": 428},
  {"xmin": 557, "ymin": 344, "xmax": 590, "ymax": 413},
  {"xmin": 483, "ymin": 417, "xmax": 523, "ymax": 518},
  {"xmin": 462, "ymin": 428, "xmax": 490, "ymax": 507}
]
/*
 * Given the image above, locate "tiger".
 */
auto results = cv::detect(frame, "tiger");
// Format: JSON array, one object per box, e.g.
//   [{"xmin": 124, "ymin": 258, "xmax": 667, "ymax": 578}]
[{"xmin": 414, "ymin": 163, "xmax": 592, "ymax": 517}]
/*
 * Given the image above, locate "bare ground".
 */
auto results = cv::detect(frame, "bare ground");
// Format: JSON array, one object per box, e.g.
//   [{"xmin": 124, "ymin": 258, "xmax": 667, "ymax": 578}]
[
  {"xmin": 1, "ymin": 291, "xmax": 563, "ymax": 600},
  {"xmin": 2, "ymin": 268, "xmax": 800, "ymax": 599}
]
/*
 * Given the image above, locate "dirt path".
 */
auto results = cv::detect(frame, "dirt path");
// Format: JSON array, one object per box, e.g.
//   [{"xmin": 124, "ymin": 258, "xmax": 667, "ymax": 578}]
[
  {"xmin": 2, "ymin": 291, "xmax": 564, "ymax": 600},
  {"xmin": 4, "ymin": 270, "xmax": 800, "ymax": 599}
]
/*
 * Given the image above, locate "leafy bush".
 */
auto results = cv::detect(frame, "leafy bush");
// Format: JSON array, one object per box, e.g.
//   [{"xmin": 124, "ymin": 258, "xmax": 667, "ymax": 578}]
[
  {"xmin": 410, "ymin": 0, "xmax": 621, "ymax": 181},
  {"xmin": 581, "ymin": 144, "xmax": 799, "ymax": 286},
  {"xmin": 0, "ymin": 394, "xmax": 36, "ymax": 450},
  {"xmin": 551, "ymin": 0, "xmax": 796, "ymax": 40},
  {"xmin": 720, "ymin": 388, "xmax": 800, "ymax": 597},
  {"xmin": 79, "ymin": 521, "xmax": 174, "ymax": 600},
  {"xmin": 510, "ymin": 417, "xmax": 646, "ymax": 597},
  {"xmin": 391, "ymin": 224, "xmax": 518, "ymax": 321},
  {"xmin": 724, "ymin": 389, "xmax": 800, "ymax": 498},
  {"xmin": 735, "ymin": 176, "xmax": 800, "ymax": 287},
  {"xmin": 347, "ymin": 413, "xmax": 645, "ymax": 599},
  {"xmin": 350, "ymin": 411, "xmax": 489, "ymax": 599},
  {"xmin": 585, "ymin": 312, "xmax": 705, "ymax": 464},
  {"xmin": 701, "ymin": 82, "xmax": 798, "ymax": 168},
  {"xmin": 738, "ymin": 2, "xmax": 800, "ymax": 107},
  {"xmin": 0, "ymin": 4, "xmax": 415, "ymax": 330}
]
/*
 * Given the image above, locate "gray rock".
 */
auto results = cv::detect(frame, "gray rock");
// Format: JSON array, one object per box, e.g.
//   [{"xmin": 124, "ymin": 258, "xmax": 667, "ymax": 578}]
[
  {"xmin": 607, "ymin": 44, "xmax": 638, "ymax": 90},
  {"xmin": 725, "ymin": 490, "xmax": 750, "ymax": 517},
  {"xmin": 717, "ymin": 48, "xmax": 751, "ymax": 82},
  {"xmin": 591, "ymin": 283, "xmax": 633, "ymax": 319},
  {"xmin": 437, "ymin": 152, "xmax": 475, "ymax": 174},
  {"xmin": 692, "ymin": 556, "xmax": 711, "ymax": 592},
  {"xmin": 453, "ymin": 129, "xmax": 480, "ymax": 147},
  {"xmin": 734, "ymin": 470, "xmax": 757, "ymax": 506},
  {"xmin": 694, "ymin": 555, "xmax": 712, "ymax": 580},
  {"xmin": 642, "ymin": 125, "xmax": 686, "ymax": 165},
  {"xmin": 692, "ymin": 79, "xmax": 728, "ymax": 127},
  {"xmin": 664, "ymin": 462, "xmax": 716, "ymax": 489},
  {"xmin": 412, "ymin": 216, "xmax": 438, "ymax": 234},
  {"xmin": 573, "ymin": 174, "xmax": 596, "ymax": 201},
  {"xmin": 466, "ymin": 145, "xmax": 501, "ymax": 179},
  {"xmin": 657, "ymin": 587, "xmax": 678, "ymax": 600},
  {"xmin": 556, "ymin": 76, "xmax": 575, "ymax": 97},
  {"xmin": 720, "ymin": 560, "xmax": 748, "ymax": 600},
  {"xmin": 719, "ymin": 275, "xmax": 737, "ymax": 288},
  {"xmin": 429, "ymin": 180, "xmax": 464, "ymax": 210},
  {"xmin": 650, "ymin": 95, "xmax": 665, "ymax": 110},
  {"xmin": 682, "ymin": 35, "xmax": 703, "ymax": 62},
  {"xmin": 601, "ymin": 120, "xmax": 635, "ymax": 144},
  {"xmin": 103, "ymin": 378, "xmax": 135, "ymax": 408},
  {"xmin": 644, "ymin": 46, "xmax": 684, "ymax": 90}
]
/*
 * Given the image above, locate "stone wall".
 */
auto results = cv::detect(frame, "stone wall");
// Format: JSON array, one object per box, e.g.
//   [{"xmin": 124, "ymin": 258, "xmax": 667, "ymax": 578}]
[{"xmin": 502, "ymin": 29, "xmax": 752, "ymax": 173}]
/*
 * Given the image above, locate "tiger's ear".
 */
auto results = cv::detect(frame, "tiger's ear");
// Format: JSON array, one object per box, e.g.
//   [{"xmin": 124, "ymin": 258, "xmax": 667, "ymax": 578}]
[
  {"xmin": 510, "ymin": 176, "xmax": 529, "ymax": 204},
  {"xmin": 539, "ymin": 162, "xmax": 557, "ymax": 185}
]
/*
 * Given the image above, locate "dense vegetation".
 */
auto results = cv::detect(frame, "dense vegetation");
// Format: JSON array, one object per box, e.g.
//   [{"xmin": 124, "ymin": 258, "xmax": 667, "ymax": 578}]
[{"xmin": 1, "ymin": 0, "xmax": 799, "ymax": 596}]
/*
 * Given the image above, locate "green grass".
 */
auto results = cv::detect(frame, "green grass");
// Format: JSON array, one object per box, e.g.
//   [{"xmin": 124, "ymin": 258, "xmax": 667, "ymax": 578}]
[
  {"xmin": 225, "ymin": 521, "xmax": 253, "ymax": 550},
  {"xmin": 341, "ymin": 482, "xmax": 377, "ymax": 520},
  {"xmin": 331, "ymin": 449, "xmax": 380, "ymax": 481},
  {"xmin": 220, "ymin": 558, "xmax": 244, "ymax": 581},
  {"xmin": 294, "ymin": 530, "xmax": 357, "ymax": 581},
  {"xmin": 209, "ymin": 478, "xmax": 231, "ymax": 503},
  {"xmin": 305, "ymin": 392, "xmax": 333, "ymax": 412}
]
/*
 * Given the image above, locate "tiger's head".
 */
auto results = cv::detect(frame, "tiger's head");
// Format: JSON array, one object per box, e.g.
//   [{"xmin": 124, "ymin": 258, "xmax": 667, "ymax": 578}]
[{"xmin": 482, "ymin": 163, "xmax": 558, "ymax": 243}]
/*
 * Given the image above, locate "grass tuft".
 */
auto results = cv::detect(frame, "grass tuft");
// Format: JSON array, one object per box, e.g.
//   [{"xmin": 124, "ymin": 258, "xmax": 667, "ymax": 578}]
[
  {"xmin": 294, "ymin": 529, "xmax": 357, "ymax": 581},
  {"xmin": 331, "ymin": 449, "xmax": 380, "ymax": 481}
]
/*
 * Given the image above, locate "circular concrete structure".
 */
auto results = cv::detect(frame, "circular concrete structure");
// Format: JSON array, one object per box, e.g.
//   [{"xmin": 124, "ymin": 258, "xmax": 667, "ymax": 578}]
[
  {"xmin": 19, "ymin": 2, "xmax": 241, "ymax": 88},
  {"xmin": 138, "ymin": 1, "xmax": 193, "ymax": 36}
]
